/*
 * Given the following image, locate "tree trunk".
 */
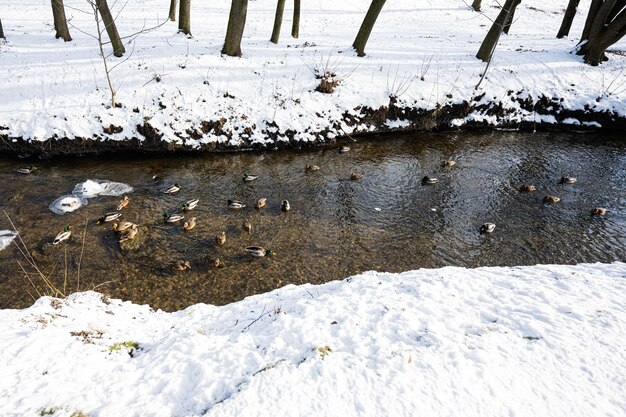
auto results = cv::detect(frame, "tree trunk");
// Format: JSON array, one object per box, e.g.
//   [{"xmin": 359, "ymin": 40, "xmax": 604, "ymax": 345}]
[
  {"xmin": 270, "ymin": 0, "xmax": 286, "ymax": 44},
  {"xmin": 178, "ymin": 0, "xmax": 190, "ymax": 35},
  {"xmin": 292, "ymin": 0, "xmax": 300, "ymax": 38},
  {"xmin": 0, "ymin": 18, "xmax": 4, "ymax": 39},
  {"xmin": 222, "ymin": 0, "xmax": 248, "ymax": 57},
  {"xmin": 476, "ymin": 0, "xmax": 521, "ymax": 62},
  {"xmin": 352, "ymin": 0, "xmax": 386, "ymax": 57},
  {"xmin": 97, "ymin": 0, "xmax": 125, "ymax": 57},
  {"xmin": 503, "ymin": 5, "xmax": 518, "ymax": 34},
  {"xmin": 52, "ymin": 0, "xmax": 72, "ymax": 42},
  {"xmin": 577, "ymin": 0, "xmax": 626, "ymax": 65},
  {"xmin": 557, "ymin": 0, "xmax": 580, "ymax": 38},
  {"xmin": 471, "ymin": 0, "xmax": 482, "ymax": 11},
  {"xmin": 169, "ymin": 0, "xmax": 177, "ymax": 21}
]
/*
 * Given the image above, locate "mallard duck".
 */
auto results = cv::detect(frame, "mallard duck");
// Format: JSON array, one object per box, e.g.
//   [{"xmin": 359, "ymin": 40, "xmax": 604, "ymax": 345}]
[
  {"xmin": 479, "ymin": 223, "xmax": 496, "ymax": 234},
  {"xmin": 305, "ymin": 164, "xmax": 320, "ymax": 172},
  {"xmin": 182, "ymin": 199, "xmax": 199, "ymax": 211},
  {"xmin": 422, "ymin": 176, "xmax": 439, "ymax": 185},
  {"xmin": 163, "ymin": 212, "xmax": 184, "ymax": 223},
  {"xmin": 116, "ymin": 195, "xmax": 130, "ymax": 210},
  {"xmin": 215, "ymin": 231, "xmax": 226, "ymax": 246},
  {"xmin": 245, "ymin": 246, "xmax": 274, "ymax": 257},
  {"xmin": 208, "ymin": 257, "xmax": 224, "ymax": 268},
  {"xmin": 183, "ymin": 217, "xmax": 196, "ymax": 231},
  {"xmin": 243, "ymin": 172, "xmax": 259, "ymax": 182},
  {"xmin": 228, "ymin": 199, "xmax": 246, "ymax": 210},
  {"xmin": 97, "ymin": 212, "xmax": 122, "ymax": 224},
  {"xmin": 543, "ymin": 195, "xmax": 560, "ymax": 204},
  {"xmin": 339, "ymin": 146, "xmax": 350, "ymax": 153},
  {"xmin": 519, "ymin": 184, "xmax": 537, "ymax": 192},
  {"xmin": 164, "ymin": 183, "xmax": 181, "ymax": 194},
  {"xmin": 53, "ymin": 226, "xmax": 72, "ymax": 245},
  {"xmin": 242, "ymin": 219, "xmax": 252, "ymax": 233},
  {"xmin": 255, "ymin": 198, "xmax": 267, "ymax": 209},
  {"xmin": 17, "ymin": 166, "xmax": 37, "ymax": 174},
  {"xmin": 281, "ymin": 200, "xmax": 291, "ymax": 212},
  {"xmin": 559, "ymin": 176, "xmax": 577, "ymax": 184},
  {"xmin": 174, "ymin": 260, "xmax": 191, "ymax": 271},
  {"xmin": 442, "ymin": 160, "xmax": 456, "ymax": 168},
  {"xmin": 591, "ymin": 207, "xmax": 607, "ymax": 216},
  {"xmin": 119, "ymin": 225, "xmax": 138, "ymax": 243},
  {"xmin": 350, "ymin": 172, "xmax": 363, "ymax": 181},
  {"xmin": 112, "ymin": 221, "xmax": 135, "ymax": 233}
]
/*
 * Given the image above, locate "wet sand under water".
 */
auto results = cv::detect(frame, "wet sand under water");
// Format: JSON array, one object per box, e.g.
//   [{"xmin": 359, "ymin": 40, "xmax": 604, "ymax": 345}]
[{"xmin": 0, "ymin": 131, "xmax": 624, "ymax": 311}]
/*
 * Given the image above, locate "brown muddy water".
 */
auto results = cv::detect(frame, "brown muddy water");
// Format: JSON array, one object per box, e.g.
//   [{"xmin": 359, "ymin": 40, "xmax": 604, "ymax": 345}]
[{"xmin": 0, "ymin": 131, "xmax": 625, "ymax": 311}]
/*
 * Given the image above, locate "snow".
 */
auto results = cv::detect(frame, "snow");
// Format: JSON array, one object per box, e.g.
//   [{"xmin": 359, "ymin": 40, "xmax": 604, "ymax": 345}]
[
  {"xmin": 0, "ymin": 230, "xmax": 18, "ymax": 251},
  {"xmin": 49, "ymin": 180, "xmax": 132, "ymax": 214},
  {"xmin": 0, "ymin": 0, "xmax": 624, "ymax": 147},
  {"xmin": 1, "ymin": 262, "xmax": 625, "ymax": 417}
]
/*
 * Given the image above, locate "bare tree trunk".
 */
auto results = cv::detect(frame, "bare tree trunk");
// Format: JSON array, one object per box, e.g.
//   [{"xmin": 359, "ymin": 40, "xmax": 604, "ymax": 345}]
[
  {"xmin": 178, "ymin": 0, "xmax": 190, "ymax": 35},
  {"xmin": 352, "ymin": 0, "xmax": 386, "ymax": 57},
  {"xmin": 270, "ymin": 0, "xmax": 286, "ymax": 44},
  {"xmin": 503, "ymin": 4, "xmax": 518, "ymax": 34},
  {"xmin": 580, "ymin": 0, "xmax": 605, "ymax": 40},
  {"xmin": 578, "ymin": 0, "xmax": 626, "ymax": 65},
  {"xmin": 52, "ymin": 0, "xmax": 72, "ymax": 42},
  {"xmin": 0, "ymin": 18, "xmax": 4, "ymax": 39},
  {"xmin": 292, "ymin": 0, "xmax": 300, "ymax": 38},
  {"xmin": 169, "ymin": 0, "xmax": 177, "ymax": 21},
  {"xmin": 557, "ymin": 0, "xmax": 581, "ymax": 38},
  {"xmin": 222, "ymin": 0, "xmax": 248, "ymax": 56},
  {"xmin": 476, "ymin": 0, "xmax": 521, "ymax": 62},
  {"xmin": 97, "ymin": 0, "xmax": 125, "ymax": 57},
  {"xmin": 471, "ymin": 0, "xmax": 482, "ymax": 11}
]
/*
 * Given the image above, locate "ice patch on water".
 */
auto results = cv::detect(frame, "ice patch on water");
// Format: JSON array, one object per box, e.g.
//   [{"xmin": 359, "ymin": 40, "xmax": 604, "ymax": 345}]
[
  {"xmin": 72, "ymin": 180, "xmax": 134, "ymax": 199},
  {"xmin": 0, "ymin": 230, "xmax": 18, "ymax": 252},
  {"xmin": 49, "ymin": 195, "xmax": 88, "ymax": 215}
]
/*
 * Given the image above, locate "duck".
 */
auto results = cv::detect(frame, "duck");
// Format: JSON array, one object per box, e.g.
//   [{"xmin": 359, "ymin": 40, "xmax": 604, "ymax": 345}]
[
  {"xmin": 543, "ymin": 195, "xmax": 560, "ymax": 204},
  {"xmin": 163, "ymin": 212, "xmax": 184, "ymax": 223},
  {"xmin": 119, "ymin": 225, "xmax": 138, "ymax": 243},
  {"xmin": 281, "ymin": 200, "xmax": 291, "ymax": 212},
  {"xmin": 245, "ymin": 246, "xmax": 274, "ymax": 257},
  {"xmin": 591, "ymin": 207, "xmax": 607, "ymax": 216},
  {"xmin": 183, "ymin": 217, "xmax": 196, "ymax": 231},
  {"xmin": 215, "ymin": 231, "xmax": 226, "ymax": 246},
  {"xmin": 442, "ymin": 160, "xmax": 456, "ymax": 168},
  {"xmin": 479, "ymin": 223, "xmax": 496, "ymax": 234},
  {"xmin": 305, "ymin": 164, "xmax": 320, "ymax": 172},
  {"xmin": 182, "ymin": 199, "xmax": 199, "ymax": 211},
  {"xmin": 112, "ymin": 221, "xmax": 136, "ymax": 233},
  {"xmin": 350, "ymin": 172, "xmax": 363, "ymax": 181},
  {"xmin": 174, "ymin": 260, "xmax": 191, "ymax": 271},
  {"xmin": 53, "ymin": 226, "xmax": 72, "ymax": 245},
  {"xmin": 519, "ymin": 184, "xmax": 537, "ymax": 192},
  {"xmin": 164, "ymin": 183, "xmax": 181, "ymax": 194},
  {"xmin": 208, "ymin": 257, "xmax": 224, "ymax": 268},
  {"xmin": 243, "ymin": 172, "xmax": 259, "ymax": 182},
  {"xmin": 17, "ymin": 166, "xmax": 37, "ymax": 174},
  {"xmin": 422, "ymin": 176, "xmax": 439, "ymax": 185},
  {"xmin": 97, "ymin": 212, "xmax": 122, "ymax": 224},
  {"xmin": 242, "ymin": 219, "xmax": 252, "ymax": 233},
  {"xmin": 116, "ymin": 195, "xmax": 130, "ymax": 210},
  {"xmin": 255, "ymin": 198, "xmax": 267, "ymax": 209},
  {"xmin": 228, "ymin": 199, "xmax": 246, "ymax": 210},
  {"xmin": 559, "ymin": 176, "xmax": 577, "ymax": 184},
  {"xmin": 339, "ymin": 146, "xmax": 350, "ymax": 153}
]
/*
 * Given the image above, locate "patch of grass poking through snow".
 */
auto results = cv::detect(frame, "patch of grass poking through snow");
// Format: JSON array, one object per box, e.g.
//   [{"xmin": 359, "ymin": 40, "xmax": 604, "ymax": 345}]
[
  {"xmin": 70, "ymin": 411, "xmax": 89, "ymax": 417},
  {"xmin": 108, "ymin": 341, "xmax": 140, "ymax": 357},
  {"xmin": 39, "ymin": 407, "xmax": 58, "ymax": 416},
  {"xmin": 316, "ymin": 345, "xmax": 333, "ymax": 360}
]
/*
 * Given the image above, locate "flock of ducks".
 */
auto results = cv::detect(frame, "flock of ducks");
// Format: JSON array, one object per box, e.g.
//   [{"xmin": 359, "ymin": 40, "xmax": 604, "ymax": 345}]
[{"xmin": 22, "ymin": 153, "xmax": 609, "ymax": 264}]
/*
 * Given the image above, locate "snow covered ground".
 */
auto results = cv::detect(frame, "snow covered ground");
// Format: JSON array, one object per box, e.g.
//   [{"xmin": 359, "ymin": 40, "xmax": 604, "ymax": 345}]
[
  {"xmin": 0, "ymin": 0, "xmax": 624, "ymax": 150},
  {"xmin": 1, "ymin": 262, "xmax": 625, "ymax": 417}
]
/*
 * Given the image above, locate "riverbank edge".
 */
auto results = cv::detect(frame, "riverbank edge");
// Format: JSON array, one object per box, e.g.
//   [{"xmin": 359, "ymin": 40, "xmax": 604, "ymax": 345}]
[{"xmin": 1, "ymin": 96, "xmax": 624, "ymax": 157}]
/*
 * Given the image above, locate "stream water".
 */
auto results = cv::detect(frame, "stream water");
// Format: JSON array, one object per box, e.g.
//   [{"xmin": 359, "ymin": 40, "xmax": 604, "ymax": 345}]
[{"xmin": 0, "ymin": 131, "xmax": 624, "ymax": 311}]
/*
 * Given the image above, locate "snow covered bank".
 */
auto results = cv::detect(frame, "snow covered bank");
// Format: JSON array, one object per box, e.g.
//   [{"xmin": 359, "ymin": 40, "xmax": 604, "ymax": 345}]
[
  {"xmin": 0, "ymin": 1, "xmax": 625, "ymax": 155},
  {"xmin": 1, "ymin": 263, "xmax": 625, "ymax": 417}
]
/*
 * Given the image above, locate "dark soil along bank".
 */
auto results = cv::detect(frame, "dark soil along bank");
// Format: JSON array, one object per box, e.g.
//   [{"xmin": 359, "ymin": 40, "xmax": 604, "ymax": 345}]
[{"xmin": 0, "ymin": 131, "xmax": 624, "ymax": 311}]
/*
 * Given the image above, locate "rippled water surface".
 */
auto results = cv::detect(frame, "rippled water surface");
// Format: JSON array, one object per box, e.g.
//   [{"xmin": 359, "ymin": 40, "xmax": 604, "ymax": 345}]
[{"xmin": 1, "ymin": 131, "xmax": 624, "ymax": 310}]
